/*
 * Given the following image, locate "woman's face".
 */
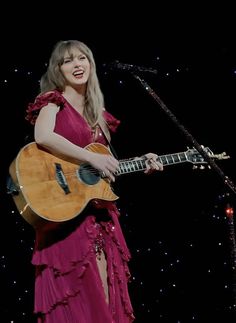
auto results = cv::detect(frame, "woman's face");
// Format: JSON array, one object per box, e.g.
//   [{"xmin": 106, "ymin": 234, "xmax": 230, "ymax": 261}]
[{"xmin": 60, "ymin": 49, "xmax": 91, "ymax": 88}]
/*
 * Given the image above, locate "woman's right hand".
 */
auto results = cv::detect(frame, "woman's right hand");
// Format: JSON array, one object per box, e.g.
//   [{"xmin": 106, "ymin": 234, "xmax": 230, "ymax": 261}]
[{"xmin": 88, "ymin": 152, "xmax": 119, "ymax": 182}]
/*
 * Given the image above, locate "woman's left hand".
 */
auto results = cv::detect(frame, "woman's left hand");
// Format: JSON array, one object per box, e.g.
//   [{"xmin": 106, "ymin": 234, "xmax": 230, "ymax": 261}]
[{"xmin": 144, "ymin": 153, "xmax": 163, "ymax": 174}]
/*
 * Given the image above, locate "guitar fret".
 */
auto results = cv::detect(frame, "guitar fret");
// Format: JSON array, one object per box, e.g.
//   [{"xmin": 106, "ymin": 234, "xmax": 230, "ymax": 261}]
[
  {"xmin": 134, "ymin": 161, "xmax": 140, "ymax": 171},
  {"xmin": 179, "ymin": 152, "xmax": 187, "ymax": 162},
  {"xmin": 119, "ymin": 162, "xmax": 127, "ymax": 174},
  {"xmin": 160, "ymin": 153, "xmax": 187, "ymax": 165},
  {"xmin": 167, "ymin": 155, "xmax": 174, "ymax": 164},
  {"xmin": 130, "ymin": 161, "xmax": 137, "ymax": 172},
  {"xmin": 132, "ymin": 161, "xmax": 137, "ymax": 171},
  {"xmin": 117, "ymin": 159, "xmax": 146, "ymax": 175},
  {"xmin": 160, "ymin": 155, "xmax": 168, "ymax": 165},
  {"xmin": 116, "ymin": 148, "xmax": 210, "ymax": 175},
  {"xmin": 138, "ymin": 159, "xmax": 146, "ymax": 170},
  {"xmin": 119, "ymin": 162, "xmax": 130, "ymax": 174},
  {"xmin": 173, "ymin": 154, "xmax": 180, "ymax": 163},
  {"xmin": 126, "ymin": 163, "xmax": 131, "ymax": 172}
]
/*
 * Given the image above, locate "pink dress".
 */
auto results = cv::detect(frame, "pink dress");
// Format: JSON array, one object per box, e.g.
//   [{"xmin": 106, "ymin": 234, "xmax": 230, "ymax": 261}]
[{"xmin": 26, "ymin": 90, "xmax": 135, "ymax": 323}]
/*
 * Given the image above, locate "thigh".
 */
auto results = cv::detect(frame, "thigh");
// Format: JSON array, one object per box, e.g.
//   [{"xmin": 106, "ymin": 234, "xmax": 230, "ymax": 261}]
[{"xmin": 96, "ymin": 250, "xmax": 109, "ymax": 304}]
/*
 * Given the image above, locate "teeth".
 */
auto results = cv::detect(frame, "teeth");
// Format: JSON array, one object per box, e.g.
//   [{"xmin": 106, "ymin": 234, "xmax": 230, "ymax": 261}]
[{"xmin": 73, "ymin": 70, "xmax": 83, "ymax": 76}]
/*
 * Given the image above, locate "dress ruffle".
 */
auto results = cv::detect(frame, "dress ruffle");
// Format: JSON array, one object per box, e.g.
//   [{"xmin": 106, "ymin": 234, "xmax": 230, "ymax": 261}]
[
  {"xmin": 32, "ymin": 207, "xmax": 134, "ymax": 322},
  {"xmin": 103, "ymin": 110, "xmax": 121, "ymax": 133},
  {"xmin": 26, "ymin": 90, "xmax": 121, "ymax": 133},
  {"xmin": 26, "ymin": 91, "xmax": 65, "ymax": 125}
]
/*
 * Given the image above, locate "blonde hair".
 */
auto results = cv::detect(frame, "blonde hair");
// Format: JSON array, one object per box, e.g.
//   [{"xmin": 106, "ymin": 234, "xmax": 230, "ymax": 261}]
[{"xmin": 40, "ymin": 40, "xmax": 110, "ymax": 140}]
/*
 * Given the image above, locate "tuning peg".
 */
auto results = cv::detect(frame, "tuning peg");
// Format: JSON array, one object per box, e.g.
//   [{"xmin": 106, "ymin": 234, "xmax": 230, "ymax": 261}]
[
  {"xmin": 192, "ymin": 165, "xmax": 205, "ymax": 170},
  {"xmin": 214, "ymin": 152, "xmax": 230, "ymax": 160}
]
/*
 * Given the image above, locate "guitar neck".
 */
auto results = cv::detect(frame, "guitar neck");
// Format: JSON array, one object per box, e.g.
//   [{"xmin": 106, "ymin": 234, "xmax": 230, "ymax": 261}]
[{"xmin": 116, "ymin": 151, "xmax": 189, "ymax": 176}]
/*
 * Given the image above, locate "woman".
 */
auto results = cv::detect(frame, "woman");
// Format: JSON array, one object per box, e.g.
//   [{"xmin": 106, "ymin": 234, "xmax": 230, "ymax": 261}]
[{"xmin": 26, "ymin": 39, "xmax": 163, "ymax": 323}]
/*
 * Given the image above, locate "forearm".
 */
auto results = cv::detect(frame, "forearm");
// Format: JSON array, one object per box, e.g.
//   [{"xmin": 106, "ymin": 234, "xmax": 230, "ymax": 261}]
[{"xmin": 34, "ymin": 131, "xmax": 93, "ymax": 163}]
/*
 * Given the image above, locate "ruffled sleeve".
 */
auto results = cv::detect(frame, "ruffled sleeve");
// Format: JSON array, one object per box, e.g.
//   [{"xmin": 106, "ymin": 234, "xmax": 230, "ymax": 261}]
[
  {"xmin": 25, "ymin": 90, "xmax": 65, "ymax": 125},
  {"xmin": 103, "ymin": 110, "xmax": 121, "ymax": 133}
]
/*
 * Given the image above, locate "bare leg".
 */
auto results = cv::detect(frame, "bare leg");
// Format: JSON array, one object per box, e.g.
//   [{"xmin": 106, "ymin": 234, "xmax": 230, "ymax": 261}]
[{"xmin": 96, "ymin": 250, "xmax": 109, "ymax": 304}]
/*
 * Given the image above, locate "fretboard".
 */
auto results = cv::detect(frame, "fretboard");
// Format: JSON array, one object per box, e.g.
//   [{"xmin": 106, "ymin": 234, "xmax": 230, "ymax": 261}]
[{"xmin": 116, "ymin": 152, "xmax": 189, "ymax": 176}]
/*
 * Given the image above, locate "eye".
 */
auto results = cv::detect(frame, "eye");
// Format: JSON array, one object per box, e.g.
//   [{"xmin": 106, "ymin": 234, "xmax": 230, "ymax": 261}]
[{"xmin": 63, "ymin": 58, "xmax": 72, "ymax": 64}]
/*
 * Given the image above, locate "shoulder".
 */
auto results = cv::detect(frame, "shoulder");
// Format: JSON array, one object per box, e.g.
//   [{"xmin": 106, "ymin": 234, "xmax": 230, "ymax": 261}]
[
  {"xmin": 34, "ymin": 90, "xmax": 65, "ymax": 106},
  {"xmin": 26, "ymin": 90, "xmax": 65, "ymax": 125}
]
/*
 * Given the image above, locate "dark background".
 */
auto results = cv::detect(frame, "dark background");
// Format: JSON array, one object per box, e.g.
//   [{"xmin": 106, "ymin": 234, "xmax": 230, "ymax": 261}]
[{"xmin": 1, "ymin": 5, "xmax": 236, "ymax": 322}]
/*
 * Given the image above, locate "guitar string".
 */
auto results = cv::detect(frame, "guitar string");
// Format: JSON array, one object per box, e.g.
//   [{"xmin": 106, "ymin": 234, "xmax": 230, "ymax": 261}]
[{"xmin": 54, "ymin": 151, "xmax": 217, "ymax": 178}]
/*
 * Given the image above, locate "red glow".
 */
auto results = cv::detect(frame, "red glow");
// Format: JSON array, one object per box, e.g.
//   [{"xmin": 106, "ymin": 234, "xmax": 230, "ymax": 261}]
[{"xmin": 225, "ymin": 206, "xmax": 234, "ymax": 217}]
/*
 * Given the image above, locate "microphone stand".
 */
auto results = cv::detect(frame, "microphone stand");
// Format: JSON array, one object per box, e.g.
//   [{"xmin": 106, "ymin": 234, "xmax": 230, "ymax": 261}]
[
  {"xmin": 131, "ymin": 73, "xmax": 236, "ymax": 196},
  {"xmin": 131, "ymin": 72, "xmax": 236, "ymax": 314}
]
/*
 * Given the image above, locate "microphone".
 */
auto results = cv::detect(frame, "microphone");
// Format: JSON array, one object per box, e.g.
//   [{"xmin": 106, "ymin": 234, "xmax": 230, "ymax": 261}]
[{"xmin": 103, "ymin": 60, "xmax": 158, "ymax": 74}]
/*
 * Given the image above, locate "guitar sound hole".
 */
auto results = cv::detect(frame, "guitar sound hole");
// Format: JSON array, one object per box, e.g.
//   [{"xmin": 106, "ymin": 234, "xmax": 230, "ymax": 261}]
[{"xmin": 77, "ymin": 164, "xmax": 101, "ymax": 185}]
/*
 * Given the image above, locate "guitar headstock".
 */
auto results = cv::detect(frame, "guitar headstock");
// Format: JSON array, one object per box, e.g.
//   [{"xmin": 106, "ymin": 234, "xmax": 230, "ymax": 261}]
[{"xmin": 186, "ymin": 146, "xmax": 230, "ymax": 168}]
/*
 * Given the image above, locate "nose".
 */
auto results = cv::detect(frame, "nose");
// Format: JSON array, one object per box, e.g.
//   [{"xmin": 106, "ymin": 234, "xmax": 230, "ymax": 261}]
[{"xmin": 73, "ymin": 57, "xmax": 81, "ymax": 66}]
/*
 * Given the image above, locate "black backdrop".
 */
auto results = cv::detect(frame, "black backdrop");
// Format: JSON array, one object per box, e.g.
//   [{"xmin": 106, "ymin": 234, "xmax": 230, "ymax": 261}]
[{"xmin": 1, "ymin": 7, "xmax": 236, "ymax": 322}]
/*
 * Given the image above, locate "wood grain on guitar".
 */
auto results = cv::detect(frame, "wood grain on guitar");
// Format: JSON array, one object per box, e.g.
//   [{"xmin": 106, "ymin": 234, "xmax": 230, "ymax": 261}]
[{"xmin": 9, "ymin": 142, "xmax": 229, "ymax": 229}]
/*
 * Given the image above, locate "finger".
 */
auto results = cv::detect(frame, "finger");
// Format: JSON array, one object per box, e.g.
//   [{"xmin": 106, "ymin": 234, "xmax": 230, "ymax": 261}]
[
  {"xmin": 146, "ymin": 159, "xmax": 163, "ymax": 172},
  {"xmin": 144, "ymin": 162, "xmax": 151, "ymax": 174},
  {"xmin": 107, "ymin": 158, "xmax": 119, "ymax": 173},
  {"xmin": 152, "ymin": 161, "xmax": 163, "ymax": 171},
  {"xmin": 106, "ymin": 170, "xmax": 115, "ymax": 182}
]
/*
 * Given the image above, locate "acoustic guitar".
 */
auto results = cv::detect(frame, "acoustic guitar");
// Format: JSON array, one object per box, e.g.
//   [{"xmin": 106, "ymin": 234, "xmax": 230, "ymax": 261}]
[{"xmin": 8, "ymin": 142, "xmax": 228, "ymax": 229}]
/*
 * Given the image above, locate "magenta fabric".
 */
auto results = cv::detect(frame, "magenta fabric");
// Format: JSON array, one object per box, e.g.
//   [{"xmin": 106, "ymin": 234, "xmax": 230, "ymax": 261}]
[{"xmin": 26, "ymin": 90, "xmax": 135, "ymax": 322}]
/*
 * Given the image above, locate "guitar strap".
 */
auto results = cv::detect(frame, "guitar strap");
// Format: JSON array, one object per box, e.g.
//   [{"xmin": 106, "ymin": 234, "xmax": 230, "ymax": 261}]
[
  {"xmin": 107, "ymin": 142, "xmax": 119, "ymax": 159},
  {"xmin": 98, "ymin": 121, "xmax": 119, "ymax": 159}
]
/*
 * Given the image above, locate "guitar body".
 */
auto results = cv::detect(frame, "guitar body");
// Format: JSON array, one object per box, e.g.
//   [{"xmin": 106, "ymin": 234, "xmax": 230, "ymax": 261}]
[
  {"xmin": 9, "ymin": 141, "xmax": 226, "ymax": 230},
  {"xmin": 9, "ymin": 142, "xmax": 118, "ymax": 229}
]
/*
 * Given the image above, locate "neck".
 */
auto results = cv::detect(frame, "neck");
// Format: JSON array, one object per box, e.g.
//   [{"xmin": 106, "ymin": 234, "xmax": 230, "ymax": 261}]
[{"xmin": 63, "ymin": 86, "xmax": 86, "ymax": 111}]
